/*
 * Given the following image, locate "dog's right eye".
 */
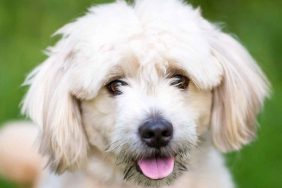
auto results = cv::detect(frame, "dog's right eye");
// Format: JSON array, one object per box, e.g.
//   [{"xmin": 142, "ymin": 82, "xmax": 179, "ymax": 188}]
[{"xmin": 106, "ymin": 80, "xmax": 128, "ymax": 96}]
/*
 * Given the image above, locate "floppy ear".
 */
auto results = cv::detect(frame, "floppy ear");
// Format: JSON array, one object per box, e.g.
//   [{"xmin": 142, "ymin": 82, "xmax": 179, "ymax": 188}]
[
  {"xmin": 22, "ymin": 40, "xmax": 88, "ymax": 173},
  {"xmin": 210, "ymin": 32, "xmax": 270, "ymax": 152}
]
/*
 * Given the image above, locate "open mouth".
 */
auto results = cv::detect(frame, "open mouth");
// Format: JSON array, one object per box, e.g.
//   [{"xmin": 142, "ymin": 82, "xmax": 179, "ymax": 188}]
[{"xmin": 137, "ymin": 155, "xmax": 175, "ymax": 180}]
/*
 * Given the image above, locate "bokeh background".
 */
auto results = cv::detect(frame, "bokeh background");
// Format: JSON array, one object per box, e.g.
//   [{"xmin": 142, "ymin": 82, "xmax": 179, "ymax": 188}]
[{"xmin": 0, "ymin": 0, "xmax": 281, "ymax": 187}]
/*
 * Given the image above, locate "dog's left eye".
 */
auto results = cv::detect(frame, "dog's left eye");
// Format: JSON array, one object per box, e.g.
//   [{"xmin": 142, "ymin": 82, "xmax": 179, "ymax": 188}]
[
  {"xmin": 170, "ymin": 75, "xmax": 189, "ymax": 90},
  {"xmin": 106, "ymin": 80, "xmax": 128, "ymax": 96}
]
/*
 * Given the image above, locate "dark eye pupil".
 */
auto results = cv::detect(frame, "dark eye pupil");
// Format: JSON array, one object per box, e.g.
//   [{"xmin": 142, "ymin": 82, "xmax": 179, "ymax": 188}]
[
  {"xmin": 171, "ymin": 75, "xmax": 189, "ymax": 90},
  {"xmin": 107, "ymin": 80, "xmax": 127, "ymax": 95}
]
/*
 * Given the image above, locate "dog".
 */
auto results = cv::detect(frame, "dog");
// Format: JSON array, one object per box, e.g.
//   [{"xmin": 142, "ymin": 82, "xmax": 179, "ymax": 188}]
[{"xmin": 0, "ymin": 0, "xmax": 270, "ymax": 187}]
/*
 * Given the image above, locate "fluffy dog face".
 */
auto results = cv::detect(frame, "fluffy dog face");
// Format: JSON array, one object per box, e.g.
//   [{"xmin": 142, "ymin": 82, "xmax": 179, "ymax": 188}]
[
  {"xmin": 22, "ymin": 0, "xmax": 270, "ymax": 187},
  {"xmin": 81, "ymin": 57, "xmax": 212, "ymax": 185}
]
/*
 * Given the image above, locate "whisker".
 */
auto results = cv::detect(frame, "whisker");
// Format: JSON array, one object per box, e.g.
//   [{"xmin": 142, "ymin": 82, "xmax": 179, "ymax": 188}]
[{"xmin": 123, "ymin": 165, "xmax": 134, "ymax": 180}]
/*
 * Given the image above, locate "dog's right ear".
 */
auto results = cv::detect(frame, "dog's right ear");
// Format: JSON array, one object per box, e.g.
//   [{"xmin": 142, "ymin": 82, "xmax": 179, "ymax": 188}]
[{"xmin": 21, "ymin": 36, "xmax": 88, "ymax": 174}]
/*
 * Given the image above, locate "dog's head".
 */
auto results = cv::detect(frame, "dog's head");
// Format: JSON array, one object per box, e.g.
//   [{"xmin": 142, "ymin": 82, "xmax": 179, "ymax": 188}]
[{"xmin": 22, "ymin": 0, "xmax": 269, "ymax": 186}]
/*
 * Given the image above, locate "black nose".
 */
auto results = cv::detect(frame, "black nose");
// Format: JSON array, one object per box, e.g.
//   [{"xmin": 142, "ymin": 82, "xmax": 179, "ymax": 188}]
[{"xmin": 139, "ymin": 117, "xmax": 173, "ymax": 148}]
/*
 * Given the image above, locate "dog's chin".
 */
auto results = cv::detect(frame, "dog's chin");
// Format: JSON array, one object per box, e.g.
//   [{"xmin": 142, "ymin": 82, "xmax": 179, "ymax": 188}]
[{"xmin": 118, "ymin": 149, "xmax": 190, "ymax": 187}]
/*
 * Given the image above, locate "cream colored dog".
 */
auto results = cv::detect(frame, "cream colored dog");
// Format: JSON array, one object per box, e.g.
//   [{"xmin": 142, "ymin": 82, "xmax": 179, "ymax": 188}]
[{"xmin": 0, "ymin": 0, "xmax": 270, "ymax": 187}]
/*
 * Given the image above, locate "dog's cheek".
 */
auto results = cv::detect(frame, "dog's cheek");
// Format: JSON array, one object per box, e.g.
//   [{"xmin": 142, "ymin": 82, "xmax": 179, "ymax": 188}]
[
  {"xmin": 81, "ymin": 93, "xmax": 116, "ymax": 151},
  {"xmin": 157, "ymin": 82, "xmax": 212, "ymax": 134},
  {"xmin": 186, "ymin": 84, "xmax": 212, "ymax": 135}
]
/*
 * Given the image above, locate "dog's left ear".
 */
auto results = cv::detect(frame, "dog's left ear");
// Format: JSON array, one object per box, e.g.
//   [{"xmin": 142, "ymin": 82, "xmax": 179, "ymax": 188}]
[{"xmin": 210, "ymin": 31, "xmax": 270, "ymax": 152}]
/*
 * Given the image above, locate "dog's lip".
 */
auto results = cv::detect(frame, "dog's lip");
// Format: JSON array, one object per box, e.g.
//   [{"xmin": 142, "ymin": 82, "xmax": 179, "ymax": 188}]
[{"xmin": 135, "ymin": 154, "xmax": 176, "ymax": 180}]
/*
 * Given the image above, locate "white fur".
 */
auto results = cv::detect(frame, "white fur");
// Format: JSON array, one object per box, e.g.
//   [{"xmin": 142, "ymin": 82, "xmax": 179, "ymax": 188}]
[{"xmin": 17, "ymin": 0, "xmax": 270, "ymax": 187}]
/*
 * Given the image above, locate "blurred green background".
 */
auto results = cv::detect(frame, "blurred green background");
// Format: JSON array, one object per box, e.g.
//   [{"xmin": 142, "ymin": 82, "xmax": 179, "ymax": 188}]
[{"xmin": 0, "ymin": 0, "xmax": 281, "ymax": 187}]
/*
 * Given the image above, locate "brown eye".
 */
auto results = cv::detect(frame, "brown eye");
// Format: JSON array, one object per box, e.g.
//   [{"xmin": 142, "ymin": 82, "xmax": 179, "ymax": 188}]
[
  {"xmin": 170, "ymin": 75, "xmax": 189, "ymax": 90},
  {"xmin": 106, "ymin": 80, "xmax": 128, "ymax": 96}
]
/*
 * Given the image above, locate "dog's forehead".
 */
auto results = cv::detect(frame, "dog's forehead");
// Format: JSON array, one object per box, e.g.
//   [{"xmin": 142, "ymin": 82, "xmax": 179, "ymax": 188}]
[
  {"xmin": 67, "ymin": 0, "xmax": 224, "ymax": 98},
  {"xmin": 106, "ymin": 51, "xmax": 185, "ymax": 80},
  {"xmin": 102, "ymin": 36, "xmax": 222, "ymax": 88},
  {"xmin": 70, "ymin": 32, "xmax": 223, "ymax": 99}
]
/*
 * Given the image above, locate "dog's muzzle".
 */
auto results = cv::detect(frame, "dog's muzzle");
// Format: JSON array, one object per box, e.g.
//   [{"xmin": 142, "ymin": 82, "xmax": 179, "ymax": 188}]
[{"xmin": 108, "ymin": 114, "xmax": 194, "ymax": 186}]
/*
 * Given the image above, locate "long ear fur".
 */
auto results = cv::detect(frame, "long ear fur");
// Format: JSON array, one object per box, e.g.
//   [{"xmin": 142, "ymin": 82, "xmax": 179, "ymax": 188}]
[
  {"xmin": 22, "ymin": 40, "xmax": 88, "ymax": 173},
  {"xmin": 210, "ymin": 32, "xmax": 270, "ymax": 152}
]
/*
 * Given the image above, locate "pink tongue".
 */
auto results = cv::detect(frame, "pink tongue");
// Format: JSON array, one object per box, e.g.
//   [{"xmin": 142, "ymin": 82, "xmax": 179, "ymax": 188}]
[{"xmin": 138, "ymin": 157, "xmax": 174, "ymax": 180}]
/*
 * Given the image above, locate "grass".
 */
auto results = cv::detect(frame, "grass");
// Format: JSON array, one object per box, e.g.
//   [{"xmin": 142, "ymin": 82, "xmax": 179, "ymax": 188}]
[{"xmin": 0, "ymin": 0, "xmax": 281, "ymax": 187}]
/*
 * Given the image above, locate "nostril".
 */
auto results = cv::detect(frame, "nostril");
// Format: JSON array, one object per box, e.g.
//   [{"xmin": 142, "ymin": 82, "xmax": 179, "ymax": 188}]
[
  {"xmin": 162, "ymin": 129, "xmax": 172, "ymax": 137},
  {"xmin": 143, "ymin": 130, "xmax": 155, "ymax": 139}
]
